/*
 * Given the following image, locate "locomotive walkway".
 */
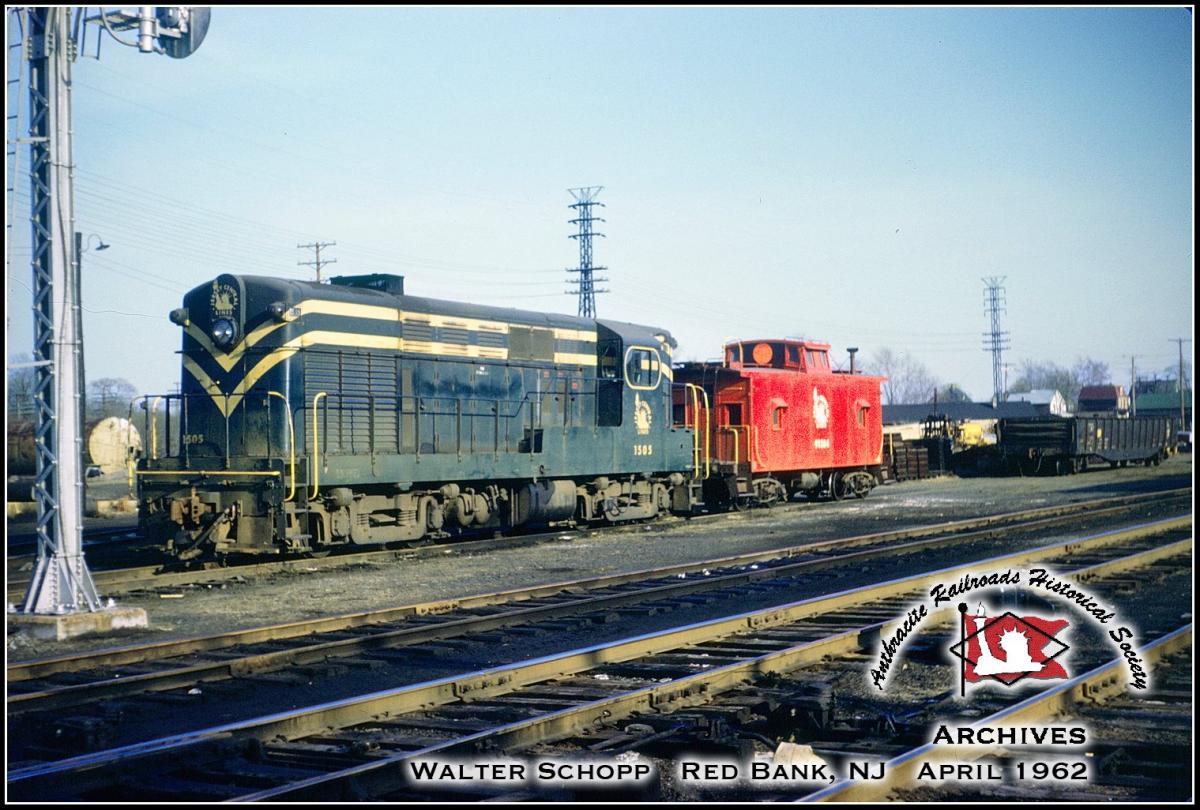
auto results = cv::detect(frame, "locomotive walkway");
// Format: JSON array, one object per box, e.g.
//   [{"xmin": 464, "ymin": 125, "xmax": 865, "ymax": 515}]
[{"xmin": 7, "ymin": 515, "xmax": 1191, "ymax": 800}]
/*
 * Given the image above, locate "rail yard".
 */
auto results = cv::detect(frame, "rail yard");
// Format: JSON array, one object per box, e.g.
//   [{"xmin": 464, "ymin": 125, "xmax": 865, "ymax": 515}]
[
  {"xmin": 6, "ymin": 6, "xmax": 1192, "ymax": 807},
  {"xmin": 7, "ymin": 455, "xmax": 1194, "ymax": 801}
]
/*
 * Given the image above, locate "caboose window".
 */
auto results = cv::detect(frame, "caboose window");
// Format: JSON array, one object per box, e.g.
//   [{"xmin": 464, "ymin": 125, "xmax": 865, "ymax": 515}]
[
  {"xmin": 786, "ymin": 345, "xmax": 800, "ymax": 366},
  {"xmin": 624, "ymin": 347, "xmax": 661, "ymax": 390}
]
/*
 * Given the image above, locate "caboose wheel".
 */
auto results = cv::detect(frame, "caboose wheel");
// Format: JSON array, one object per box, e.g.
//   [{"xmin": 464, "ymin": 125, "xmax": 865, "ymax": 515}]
[{"xmin": 829, "ymin": 472, "xmax": 845, "ymax": 501}]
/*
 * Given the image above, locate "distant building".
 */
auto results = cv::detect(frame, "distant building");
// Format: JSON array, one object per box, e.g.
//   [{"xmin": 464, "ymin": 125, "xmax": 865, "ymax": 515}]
[
  {"xmin": 1007, "ymin": 389, "xmax": 1070, "ymax": 416},
  {"xmin": 1078, "ymin": 384, "xmax": 1130, "ymax": 414},
  {"xmin": 1135, "ymin": 388, "xmax": 1192, "ymax": 428}
]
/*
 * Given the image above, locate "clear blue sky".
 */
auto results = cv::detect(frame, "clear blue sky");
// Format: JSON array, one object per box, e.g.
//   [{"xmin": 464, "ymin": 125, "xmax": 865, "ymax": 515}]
[{"xmin": 6, "ymin": 7, "xmax": 1194, "ymax": 400}]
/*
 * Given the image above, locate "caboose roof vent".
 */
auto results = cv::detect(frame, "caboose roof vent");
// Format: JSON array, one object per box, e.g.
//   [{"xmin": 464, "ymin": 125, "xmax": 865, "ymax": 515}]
[{"xmin": 329, "ymin": 274, "xmax": 405, "ymax": 295}]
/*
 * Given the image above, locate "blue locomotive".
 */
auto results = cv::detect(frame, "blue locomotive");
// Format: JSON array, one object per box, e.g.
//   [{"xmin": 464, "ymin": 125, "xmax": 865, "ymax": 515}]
[{"xmin": 138, "ymin": 274, "xmax": 696, "ymax": 557}]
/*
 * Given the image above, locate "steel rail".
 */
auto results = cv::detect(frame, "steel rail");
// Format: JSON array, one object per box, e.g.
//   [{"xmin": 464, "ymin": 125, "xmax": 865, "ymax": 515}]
[
  {"xmin": 7, "ymin": 517, "xmax": 1190, "ymax": 800},
  {"xmin": 8, "ymin": 499, "xmax": 1189, "ymax": 703},
  {"xmin": 6, "ymin": 486, "xmax": 1191, "ymax": 603},
  {"xmin": 235, "ymin": 535, "xmax": 1196, "ymax": 801},
  {"xmin": 805, "ymin": 623, "xmax": 1194, "ymax": 802},
  {"xmin": 12, "ymin": 507, "xmax": 1180, "ymax": 713}
]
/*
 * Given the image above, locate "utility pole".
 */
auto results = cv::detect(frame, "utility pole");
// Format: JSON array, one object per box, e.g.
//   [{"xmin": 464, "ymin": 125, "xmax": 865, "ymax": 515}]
[
  {"xmin": 981, "ymin": 277, "xmax": 1010, "ymax": 404},
  {"xmin": 1171, "ymin": 338, "xmax": 1191, "ymax": 430},
  {"xmin": 298, "ymin": 241, "xmax": 336, "ymax": 283},
  {"xmin": 1129, "ymin": 356, "xmax": 1137, "ymax": 417},
  {"xmin": 566, "ymin": 187, "xmax": 608, "ymax": 318}
]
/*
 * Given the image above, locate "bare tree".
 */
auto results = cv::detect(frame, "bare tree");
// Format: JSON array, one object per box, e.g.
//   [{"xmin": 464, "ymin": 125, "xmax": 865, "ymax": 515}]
[
  {"xmin": 7, "ymin": 354, "xmax": 37, "ymax": 420},
  {"xmin": 868, "ymin": 348, "xmax": 941, "ymax": 405},
  {"xmin": 1073, "ymin": 357, "xmax": 1110, "ymax": 388},
  {"xmin": 936, "ymin": 383, "xmax": 972, "ymax": 403},
  {"xmin": 87, "ymin": 377, "xmax": 139, "ymax": 419},
  {"xmin": 1010, "ymin": 356, "xmax": 1110, "ymax": 408}
]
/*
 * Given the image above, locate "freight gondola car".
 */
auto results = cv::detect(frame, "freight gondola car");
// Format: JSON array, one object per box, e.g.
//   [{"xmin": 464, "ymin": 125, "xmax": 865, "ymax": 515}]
[
  {"xmin": 138, "ymin": 273, "xmax": 697, "ymax": 558},
  {"xmin": 995, "ymin": 414, "xmax": 1178, "ymax": 475},
  {"xmin": 674, "ymin": 339, "xmax": 885, "ymax": 507}
]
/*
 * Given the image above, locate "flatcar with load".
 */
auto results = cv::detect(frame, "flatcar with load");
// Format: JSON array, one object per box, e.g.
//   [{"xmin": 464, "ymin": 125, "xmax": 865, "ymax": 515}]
[{"xmin": 138, "ymin": 273, "xmax": 696, "ymax": 558}]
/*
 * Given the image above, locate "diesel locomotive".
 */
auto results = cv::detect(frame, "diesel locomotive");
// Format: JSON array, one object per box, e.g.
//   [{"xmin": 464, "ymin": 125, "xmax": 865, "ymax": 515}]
[{"xmin": 138, "ymin": 273, "xmax": 697, "ymax": 558}]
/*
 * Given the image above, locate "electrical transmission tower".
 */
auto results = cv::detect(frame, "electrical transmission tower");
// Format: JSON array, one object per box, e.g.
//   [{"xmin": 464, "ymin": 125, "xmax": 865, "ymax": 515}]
[
  {"xmin": 566, "ymin": 187, "xmax": 608, "ymax": 318},
  {"xmin": 298, "ymin": 241, "xmax": 337, "ymax": 282},
  {"xmin": 981, "ymin": 277, "xmax": 1010, "ymax": 404}
]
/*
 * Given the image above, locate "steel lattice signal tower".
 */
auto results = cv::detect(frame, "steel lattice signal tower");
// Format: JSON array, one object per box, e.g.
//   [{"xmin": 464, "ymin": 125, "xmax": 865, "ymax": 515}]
[
  {"xmin": 18, "ymin": 7, "xmax": 101, "ymax": 613},
  {"xmin": 12, "ymin": 6, "xmax": 210, "ymax": 616},
  {"xmin": 566, "ymin": 186, "xmax": 608, "ymax": 318},
  {"xmin": 982, "ymin": 276, "xmax": 1011, "ymax": 404}
]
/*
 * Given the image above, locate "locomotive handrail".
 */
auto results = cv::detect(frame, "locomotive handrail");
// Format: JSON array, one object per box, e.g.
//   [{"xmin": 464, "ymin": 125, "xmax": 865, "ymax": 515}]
[
  {"xmin": 125, "ymin": 397, "xmax": 141, "ymax": 498},
  {"xmin": 310, "ymin": 392, "xmax": 328, "ymax": 499},
  {"xmin": 266, "ymin": 391, "xmax": 296, "ymax": 503},
  {"xmin": 147, "ymin": 395, "xmax": 163, "ymax": 459},
  {"xmin": 684, "ymin": 384, "xmax": 701, "ymax": 479},
  {"xmin": 683, "ymin": 383, "xmax": 711, "ymax": 480},
  {"xmin": 136, "ymin": 470, "xmax": 280, "ymax": 477}
]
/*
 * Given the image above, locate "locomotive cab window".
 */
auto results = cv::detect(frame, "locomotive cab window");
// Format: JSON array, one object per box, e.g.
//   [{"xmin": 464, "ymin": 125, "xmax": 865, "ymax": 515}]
[{"xmin": 624, "ymin": 347, "xmax": 661, "ymax": 390}]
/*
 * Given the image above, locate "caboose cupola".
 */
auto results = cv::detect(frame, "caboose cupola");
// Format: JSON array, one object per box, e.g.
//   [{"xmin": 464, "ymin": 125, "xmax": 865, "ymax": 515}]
[{"xmin": 724, "ymin": 339, "xmax": 832, "ymax": 372}]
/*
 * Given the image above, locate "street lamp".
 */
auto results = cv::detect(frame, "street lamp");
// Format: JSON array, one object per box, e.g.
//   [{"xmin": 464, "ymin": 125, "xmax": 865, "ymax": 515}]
[{"xmin": 81, "ymin": 233, "xmax": 110, "ymax": 252}]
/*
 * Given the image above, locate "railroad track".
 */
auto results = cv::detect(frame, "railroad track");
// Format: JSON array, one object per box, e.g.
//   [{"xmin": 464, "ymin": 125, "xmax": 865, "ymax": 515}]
[
  {"xmin": 6, "ymin": 487, "xmax": 1190, "ymax": 605},
  {"xmin": 7, "ymin": 494, "xmax": 1189, "ymax": 716},
  {"xmin": 809, "ymin": 627, "xmax": 1192, "ymax": 802},
  {"xmin": 7, "ymin": 515, "xmax": 1190, "ymax": 801},
  {"xmin": 6, "ymin": 524, "xmax": 143, "ymax": 570}
]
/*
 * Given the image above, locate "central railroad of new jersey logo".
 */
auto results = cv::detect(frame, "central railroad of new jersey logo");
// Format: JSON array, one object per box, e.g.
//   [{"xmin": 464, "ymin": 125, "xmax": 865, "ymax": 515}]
[{"xmin": 947, "ymin": 603, "xmax": 1070, "ymax": 691}]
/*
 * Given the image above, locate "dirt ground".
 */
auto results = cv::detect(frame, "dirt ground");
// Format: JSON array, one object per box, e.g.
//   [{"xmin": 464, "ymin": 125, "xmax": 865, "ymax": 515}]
[{"xmin": 5, "ymin": 454, "xmax": 1192, "ymax": 662}]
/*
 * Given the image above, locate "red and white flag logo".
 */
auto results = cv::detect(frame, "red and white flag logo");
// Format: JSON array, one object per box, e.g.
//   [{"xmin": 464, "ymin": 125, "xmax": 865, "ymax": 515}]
[{"xmin": 949, "ymin": 606, "xmax": 1069, "ymax": 690}]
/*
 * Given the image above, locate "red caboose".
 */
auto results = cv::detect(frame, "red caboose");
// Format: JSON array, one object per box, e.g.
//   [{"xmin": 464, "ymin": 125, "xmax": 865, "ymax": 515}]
[{"xmin": 674, "ymin": 339, "xmax": 885, "ymax": 507}]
